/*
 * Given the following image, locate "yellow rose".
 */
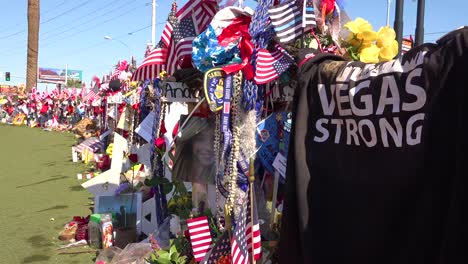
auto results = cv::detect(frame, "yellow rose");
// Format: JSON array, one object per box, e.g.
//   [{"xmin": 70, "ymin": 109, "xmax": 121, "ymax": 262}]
[
  {"xmin": 346, "ymin": 34, "xmax": 361, "ymax": 48},
  {"xmin": 377, "ymin": 26, "xmax": 396, "ymax": 48},
  {"xmin": 344, "ymin": 17, "xmax": 374, "ymax": 35},
  {"xmin": 130, "ymin": 81, "xmax": 138, "ymax": 87},
  {"xmin": 357, "ymin": 30, "xmax": 377, "ymax": 43},
  {"xmin": 379, "ymin": 40, "xmax": 399, "ymax": 61},
  {"xmin": 360, "ymin": 45, "xmax": 380, "ymax": 63}
]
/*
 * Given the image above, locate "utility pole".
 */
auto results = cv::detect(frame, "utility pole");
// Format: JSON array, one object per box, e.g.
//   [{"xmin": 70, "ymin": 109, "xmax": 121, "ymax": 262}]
[
  {"xmin": 415, "ymin": 0, "xmax": 425, "ymax": 46},
  {"xmin": 26, "ymin": 0, "xmax": 40, "ymax": 92},
  {"xmin": 394, "ymin": 0, "xmax": 404, "ymax": 58},
  {"xmin": 152, "ymin": 0, "xmax": 156, "ymax": 48}
]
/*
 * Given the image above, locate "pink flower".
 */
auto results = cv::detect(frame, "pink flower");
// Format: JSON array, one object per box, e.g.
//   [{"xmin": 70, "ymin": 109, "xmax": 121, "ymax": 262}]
[{"xmin": 155, "ymin": 137, "xmax": 166, "ymax": 151}]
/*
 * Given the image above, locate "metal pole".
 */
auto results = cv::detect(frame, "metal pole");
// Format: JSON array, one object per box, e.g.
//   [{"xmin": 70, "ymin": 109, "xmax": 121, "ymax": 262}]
[
  {"xmin": 65, "ymin": 64, "xmax": 68, "ymax": 88},
  {"xmin": 415, "ymin": 0, "xmax": 425, "ymax": 46},
  {"xmin": 386, "ymin": 0, "xmax": 391, "ymax": 26},
  {"xmin": 394, "ymin": 0, "xmax": 404, "ymax": 58},
  {"xmin": 152, "ymin": 0, "xmax": 156, "ymax": 48}
]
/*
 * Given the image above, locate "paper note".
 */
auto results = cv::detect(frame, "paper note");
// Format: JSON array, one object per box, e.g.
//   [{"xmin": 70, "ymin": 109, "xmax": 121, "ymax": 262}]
[
  {"xmin": 135, "ymin": 111, "xmax": 155, "ymax": 142},
  {"xmin": 272, "ymin": 153, "xmax": 287, "ymax": 179}
]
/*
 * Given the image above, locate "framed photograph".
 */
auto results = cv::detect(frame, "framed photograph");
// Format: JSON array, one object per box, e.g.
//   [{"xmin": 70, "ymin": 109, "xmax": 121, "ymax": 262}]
[
  {"xmin": 171, "ymin": 116, "xmax": 216, "ymax": 185},
  {"xmin": 94, "ymin": 192, "xmax": 142, "ymax": 235}
]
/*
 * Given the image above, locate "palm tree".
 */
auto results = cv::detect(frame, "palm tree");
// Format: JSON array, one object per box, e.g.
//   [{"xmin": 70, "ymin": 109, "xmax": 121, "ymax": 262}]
[{"xmin": 26, "ymin": 0, "xmax": 40, "ymax": 92}]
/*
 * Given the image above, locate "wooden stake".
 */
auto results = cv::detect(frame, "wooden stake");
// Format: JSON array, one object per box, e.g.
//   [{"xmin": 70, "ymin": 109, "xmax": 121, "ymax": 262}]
[{"xmin": 249, "ymin": 157, "xmax": 256, "ymax": 264}]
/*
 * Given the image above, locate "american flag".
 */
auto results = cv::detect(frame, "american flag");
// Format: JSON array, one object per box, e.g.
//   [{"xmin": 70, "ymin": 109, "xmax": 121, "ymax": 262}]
[
  {"xmin": 201, "ymin": 232, "xmax": 231, "ymax": 264},
  {"xmin": 132, "ymin": 0, "xmax": 217, "ymax": 82},
  {"xmin": 268, "ymin": 0, "xmax": 303, "ymax": 43},
  {"xmin": 231, "ymin": 203, "xmax": 249, "ymax": 264},
  {"xmin": 302, "ymin": 0, "xmax": 316, "ymax": 28},
  {"xmin": 74, "ymin": 137, "xmax": 104, "ymax": 153},
  {"xmin": 187, "ymin": 216, "xmax": 213, "ymax": 262},
  {"xmin": 83, "ymin": 85, "xmax": 100, "ymax": 102},
  {"xmin": 246, "ymin": 189, "xmax": 261, "ymax": 260},
  {"xmin": 254, "ymin": 44, "xmax": 294, "ymax": 84},
  {"xmin": 132, "ymin": 40, "xmax": 169, "ymax": 82}
]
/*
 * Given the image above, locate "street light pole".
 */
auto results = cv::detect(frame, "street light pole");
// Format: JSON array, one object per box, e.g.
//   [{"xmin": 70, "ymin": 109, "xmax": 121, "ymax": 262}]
[
  {"xmin": 152, "ymin": 0, "xmax": 156, "ymax": 48},
  {"xmin": 104, "ymin": 36, "xmax": 131, "ymax": 60},
  {"xmin": 415, "ymin": 0, "xmax": 425, "ymax": 46}
]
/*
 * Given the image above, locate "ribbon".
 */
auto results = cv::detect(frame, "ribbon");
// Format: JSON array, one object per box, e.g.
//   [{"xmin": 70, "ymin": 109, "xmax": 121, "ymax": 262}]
[
  {"xmin": 221, "ymin": 74, "xmax": 234, "ymax": 160},
  {"xmin": 219, "ymin": 16, "xmax": 254, "ymax": 80}
]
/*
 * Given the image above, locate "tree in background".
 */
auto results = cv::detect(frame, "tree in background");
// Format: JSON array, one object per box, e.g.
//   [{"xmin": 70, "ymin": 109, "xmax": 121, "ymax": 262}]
[{"xmin": 26, "ymin": 0, "xmax": 40, "ymax": 92}]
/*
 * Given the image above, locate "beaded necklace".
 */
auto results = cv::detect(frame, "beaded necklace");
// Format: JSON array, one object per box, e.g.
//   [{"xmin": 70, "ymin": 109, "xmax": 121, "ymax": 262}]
[{"xmin": 225, "ymin": 71, "xmax": 243, "ymax": 214}]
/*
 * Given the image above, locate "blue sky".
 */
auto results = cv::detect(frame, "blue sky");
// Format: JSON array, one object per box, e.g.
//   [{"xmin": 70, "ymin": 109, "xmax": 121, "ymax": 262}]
[{"xmin": 0, "ymin": 0, "xmax": 466, "ymax": 90}]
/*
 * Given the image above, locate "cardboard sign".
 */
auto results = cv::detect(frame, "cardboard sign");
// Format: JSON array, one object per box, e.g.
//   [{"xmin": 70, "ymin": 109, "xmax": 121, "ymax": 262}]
[
  {"xmin": 203, "ymin": 68, "xmax": 226, "ymax": 111},
  {"xmin": 162, "ymin": 82, "xmax": 199, "ymax": 103},
  {"xmin": 135, "ymin": 111, "xmax": 155, "ymax": 142}
]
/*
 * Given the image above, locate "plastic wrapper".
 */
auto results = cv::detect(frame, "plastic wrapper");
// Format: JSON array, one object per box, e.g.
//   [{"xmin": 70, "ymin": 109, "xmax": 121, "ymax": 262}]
[
  {"xmin": 152, "ymin": 216, "xmax": 171, "ymax": 249},
  {"xmin": 110, "ymin": 243, "xmax": 153, "ymax": 264},
  {"xmin": 95, "ymin": 246, "xmax": 123, "ymax": 264}
]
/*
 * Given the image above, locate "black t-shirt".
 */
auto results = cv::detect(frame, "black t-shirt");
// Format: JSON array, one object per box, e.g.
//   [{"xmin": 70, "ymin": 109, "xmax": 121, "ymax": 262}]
[{"xmin": 279, "ymin": 27, "xmax": 468, "ymax": 264}]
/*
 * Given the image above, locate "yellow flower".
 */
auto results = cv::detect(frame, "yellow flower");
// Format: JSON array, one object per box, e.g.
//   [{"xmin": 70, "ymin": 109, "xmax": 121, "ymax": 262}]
[
  {"xmin": 344, "ymin": 17, "xmax": 374, "ymax": 35},
  {"xmin": 106, "ymin": 143, "xmax": 114, "ymax": 158},
  {"xmin": 130, "ymin": 81, "xmax": 138, "ymax": 87},
  {"xmin": 346, "ymin": 34, "xmax": 361, "ymax": 48},
  {"xmin": 379, "ymin": 40, "xmax": 399, "ymax": 61},
  {"xmin": 360, "ymin": 44, "xmax": 380, "ymax": 63},
  {"xmin": 357, "ymin": 30, "xmax": 377, "ymax": 43},
  {"xmin": 377, "ymin": 26, "xmax": 396, "ymax": 48}
]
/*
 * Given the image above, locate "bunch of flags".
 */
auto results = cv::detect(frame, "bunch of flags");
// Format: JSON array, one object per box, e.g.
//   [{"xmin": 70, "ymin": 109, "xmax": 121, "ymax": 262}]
[
  {"xmin": 200, "ymin": 188, "xmax": 262, "ymax": 264},
  {"xmin": 132, "ymin": 0, "xmax": 218, "ymax": 82}
]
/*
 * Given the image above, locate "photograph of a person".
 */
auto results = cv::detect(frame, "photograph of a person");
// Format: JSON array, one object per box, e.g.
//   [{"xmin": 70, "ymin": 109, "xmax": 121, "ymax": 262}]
[{"xmin": 171, "ymin": 116, "xmax": 216, "ymax": 185}]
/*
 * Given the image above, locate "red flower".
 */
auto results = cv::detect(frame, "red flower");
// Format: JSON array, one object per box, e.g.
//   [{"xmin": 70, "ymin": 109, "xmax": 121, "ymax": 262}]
[
  {"xmin": 128, "ymin": 153, "xmax": 138, "ymax": 164},
  {"xmin": 184, "ymin": 229, "xmax": 190, "ymax": 240},
  {"xmin": 123, "ymin": 130, "xmax": 129, "ymax": 138},
  {"xmin": 160, "ymin": 120, "xmax": 167, "ymax": 135},
  {"xmin": 321, "ymin": 0, "xmax": 336, "ymax": 16},
  {"xmin": 155, "ymin": 137, "xmax": 166, "ymax": 151}
]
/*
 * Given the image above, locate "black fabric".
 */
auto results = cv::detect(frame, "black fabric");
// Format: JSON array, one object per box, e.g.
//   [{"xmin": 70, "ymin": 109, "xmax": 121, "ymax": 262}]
[
  {"xmin": 279, "ymin": 27, "xmax": 468, "ymax": 264},
  {"xmin": 108, "ymin": 79, "xmax": 121, "ymax": 92}
]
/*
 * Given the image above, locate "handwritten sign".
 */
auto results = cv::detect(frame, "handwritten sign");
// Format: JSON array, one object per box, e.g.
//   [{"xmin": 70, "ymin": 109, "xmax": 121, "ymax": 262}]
[
  {"xmin": 162, "ymin": 82, "xmax": 200, "ymax": 103},
  {"xmin": 107, "ymin": 93, "xmax": 123, "ymax": 104}
]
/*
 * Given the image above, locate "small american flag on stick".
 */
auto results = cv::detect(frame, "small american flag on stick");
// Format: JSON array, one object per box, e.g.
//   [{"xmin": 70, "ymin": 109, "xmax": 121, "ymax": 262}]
[
  {"xmin": 254, "ymin": 44, "xmax": 294, "ymax": 85},
  {"xmin": 187, "ymin": 216, "xmax": 213, "ymax": 262},
  {"xmin": 231, "ymin": 204, "xmax": 249, "ymax": 264}
]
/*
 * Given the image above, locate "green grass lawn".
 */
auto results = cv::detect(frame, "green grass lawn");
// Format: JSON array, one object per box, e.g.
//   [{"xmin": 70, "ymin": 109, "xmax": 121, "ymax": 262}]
[{"xmin": 0, "ymin": 124, "xmax": 96, "ymax": 263}]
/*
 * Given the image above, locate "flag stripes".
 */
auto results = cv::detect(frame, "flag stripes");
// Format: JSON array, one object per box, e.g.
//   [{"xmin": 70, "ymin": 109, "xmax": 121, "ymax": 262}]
[
  {"xmin": 268, "ymin": 0, "xmax": 303, "ymax": 43},
  {"xmin": 254, "ymin": 44, "xmax": 293, "ymax": 84},
  {"xmin": 132, "ymin": 0, "xmax": 217, "ymax": 82},
  {"xmin": 302, "ymin": 0, "xmax": 316, "ymax": 27},
  {"xmin": 187, "ymin": 216, "xmax": 213, "ymax": 261},
  {"xmin": 246, "ymin": 189, "xmax": 262, "ymax": 260}
]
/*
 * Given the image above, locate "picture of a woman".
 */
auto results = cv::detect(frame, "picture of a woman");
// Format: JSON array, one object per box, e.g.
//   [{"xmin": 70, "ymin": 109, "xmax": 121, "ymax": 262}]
[{"xmin": 171, "ymin": 116, "xmax": 216, "ymax": 185}]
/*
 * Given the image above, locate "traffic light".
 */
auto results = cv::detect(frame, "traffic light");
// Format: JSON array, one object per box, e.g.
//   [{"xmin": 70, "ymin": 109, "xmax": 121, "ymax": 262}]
[{"xmin": 5, "ymin": 72, "xmax": 10, "ymax": 81}]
